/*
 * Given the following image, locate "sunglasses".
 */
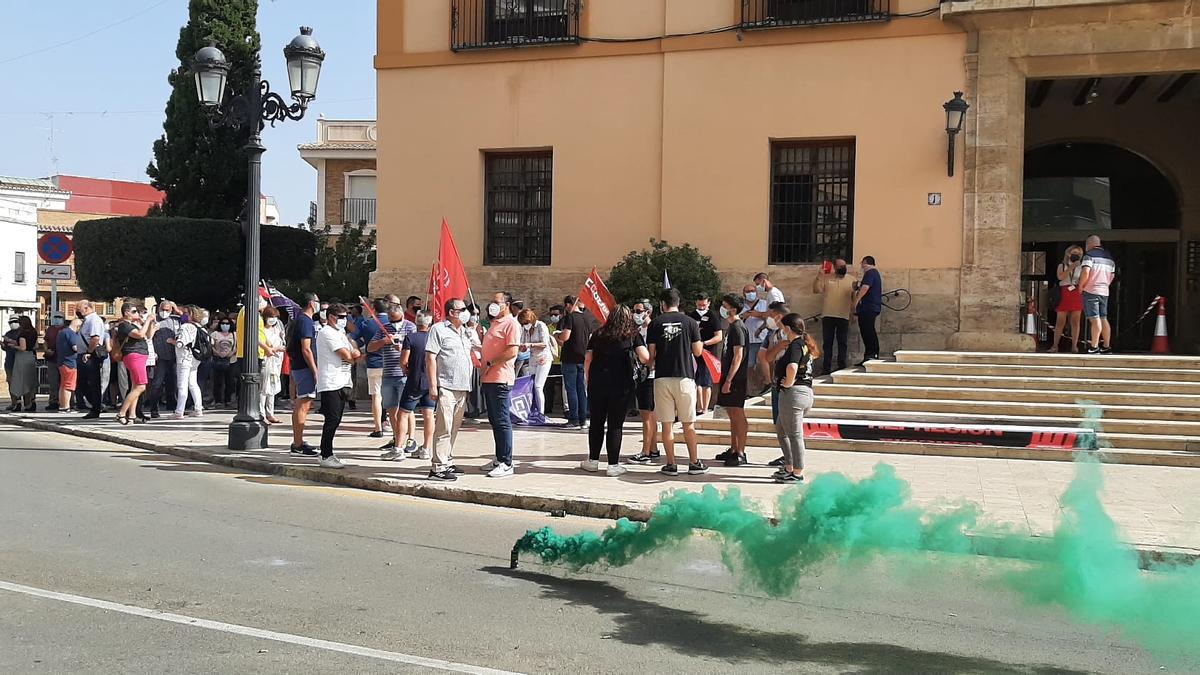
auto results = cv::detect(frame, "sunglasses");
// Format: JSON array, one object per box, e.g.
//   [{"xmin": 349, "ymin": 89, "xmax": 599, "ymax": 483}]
[{"xmin": 334, "ymin": 314, "xmax": 348, "ymax": 319}]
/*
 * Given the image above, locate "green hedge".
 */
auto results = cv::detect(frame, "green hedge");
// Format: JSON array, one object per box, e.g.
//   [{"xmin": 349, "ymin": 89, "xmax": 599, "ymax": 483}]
[
  {"xmin": 74, "ymin": 216, "xmax": 316, "ymax": 309},
  {"xmin": 606, "ymin": 238, "xmax": 722, "ymax": 307}
]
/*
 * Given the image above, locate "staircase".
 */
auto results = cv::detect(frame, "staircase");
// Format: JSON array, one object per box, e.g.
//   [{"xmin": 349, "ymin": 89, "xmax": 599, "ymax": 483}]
[{"xmin": 693, "ymin": 351, "xmax": 1200, "ymax": 467}]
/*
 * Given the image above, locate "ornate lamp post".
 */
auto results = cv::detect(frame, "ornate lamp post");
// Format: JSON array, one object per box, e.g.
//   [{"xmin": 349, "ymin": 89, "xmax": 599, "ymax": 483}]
[
  {"xmin": 192, "ymin": 27, "xmax": 325, "ymax": 450},
  {"xmin": 943, "ymin": 91, "xmax": 970, "ymax": 177}
]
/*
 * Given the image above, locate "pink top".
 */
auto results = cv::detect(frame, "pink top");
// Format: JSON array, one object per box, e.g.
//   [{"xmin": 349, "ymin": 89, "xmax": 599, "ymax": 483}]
[{"xmin": 481, "ymin": 315, "xmax": 522, "ymax": 385}]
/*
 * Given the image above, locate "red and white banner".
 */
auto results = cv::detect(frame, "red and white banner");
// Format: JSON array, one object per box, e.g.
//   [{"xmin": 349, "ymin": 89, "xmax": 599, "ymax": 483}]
[
  {"xmin": 801, "ymin": 419, "xmax": 1086, "ymax": 449},
  {"xmin": 429, "ymin": 218, "xmax": 471, "ymax": 321},
  {"xmin": 579, "ymin": 267, "xmax": 617, "ymax": 324},
  {"xmin": 700, "ymin": 350, "xmax": 722, "ymax": 382}
]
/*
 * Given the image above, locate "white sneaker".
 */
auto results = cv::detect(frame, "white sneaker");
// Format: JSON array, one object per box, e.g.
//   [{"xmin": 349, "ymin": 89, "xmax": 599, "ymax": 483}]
[
  {"xmin": 171, "ymin": 413, "xmax": 185, "ymax": 420},
  {"xmin": 606, "ymin": 464, "xmax": 628, "ymax": 477},
  {"xmin": 187, "ymin": 410, "xmax": 202, "ymax": 418},
  {"xmin": 486, "ymin": 463, "xmax": 514, "ymax": 478},
  {"xmin": 319, "ymin": 455, "xmax": 346, "ymax": 469},
  {"xmin": 579, "ymin": 459, "xmax": 600, "ymax": 472},
  {"xmin": 413, "ymin": 447, "xmax": 431, "ymax": 460}
]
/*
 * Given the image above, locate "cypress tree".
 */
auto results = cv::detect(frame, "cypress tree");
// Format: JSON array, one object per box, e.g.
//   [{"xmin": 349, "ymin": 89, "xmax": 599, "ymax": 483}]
[{"xmin": 147, "ymin": 0, "xmax": 260, "ymax": 220}]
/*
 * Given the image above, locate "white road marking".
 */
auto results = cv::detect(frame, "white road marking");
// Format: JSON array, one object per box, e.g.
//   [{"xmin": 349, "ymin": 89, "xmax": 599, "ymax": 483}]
[{"xmin": 0, "ymin": 580, "xmax": 523, "ymax": 675}]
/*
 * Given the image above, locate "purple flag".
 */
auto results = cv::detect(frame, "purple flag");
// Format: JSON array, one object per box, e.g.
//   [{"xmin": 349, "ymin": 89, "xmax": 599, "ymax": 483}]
[{"xmin": 510, "ymin": 375, "xmax": 548, "ymax": 426}]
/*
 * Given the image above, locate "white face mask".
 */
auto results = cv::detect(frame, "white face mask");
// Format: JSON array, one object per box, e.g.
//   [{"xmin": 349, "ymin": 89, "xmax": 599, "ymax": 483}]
[
  {"xmin": 158, "ymin": 311, "xmax": 170, "ymax": 320},
  {"xmin": 756, "ymin": 284, "xmax": 767, "ymax": 294},
  {"xmin": 455, "ymin": 310, "xmax": 470, "ymax": 324},
  {"xmin": 766, "ymin": 317, "xmax": 778, "ymax": 331},
  {"xmin": 719, "ymin": 307, "xmax": 730, "ymax": 319},
  {"xmin": 695, "ymin": 307, "xmax": 708, "ymax": 316},
  {"xmin": 219, "ymin": 323, "xmax": 231, "ymax": 332},
  {"xmin": 335, "ymin": 318, "xmax": 348, "ymax": 331},
  {"xmin": 633, "ymin": 312, "xmax": 646, "ymax": 324},
  {"xmin": 745, "ymin": 292, "xmax": 757, "ymax": 301},
  {"xmin": 200, "ymin": 313, "xmax": 210, "ymax": 325},
  {"xmin": 521, "ymin": 322, "xmax": 532, "ymax": 329},
  {"xmin": 488, "ymin": 302, "xmax": 502, "ymax": 318},
  {"xmin": 266, "ymin": 317, "xmax": 279, "ymax": 326}
]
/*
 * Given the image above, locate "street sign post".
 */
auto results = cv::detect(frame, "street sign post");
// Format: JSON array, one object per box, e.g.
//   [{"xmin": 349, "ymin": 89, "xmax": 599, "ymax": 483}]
[
  {"xmin": 38, "ymin": 265, "xmax": 72, "ymax": 281},
  {"xmin": 37, "ymin": 234, "xmax": 73, "ymax": 323}
]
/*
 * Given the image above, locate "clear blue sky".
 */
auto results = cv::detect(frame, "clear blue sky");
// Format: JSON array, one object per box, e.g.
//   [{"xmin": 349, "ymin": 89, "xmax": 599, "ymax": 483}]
[{"xmin": 0, "ymin": 0, "xmax": 377, "ymax": 224}]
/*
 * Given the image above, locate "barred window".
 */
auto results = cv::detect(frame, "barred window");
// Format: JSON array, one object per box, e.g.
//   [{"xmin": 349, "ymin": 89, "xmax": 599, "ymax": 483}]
[
  {"xmin": 769, "ymin": 140, "xmax": 855, "ymax": 264},
  {"xmin": 485, "ymin": 152, "xmax": 553, "ymax": 266},
  {"xmin": 452, "ymin": 0, "xmax": 580, "ymax": 51}
]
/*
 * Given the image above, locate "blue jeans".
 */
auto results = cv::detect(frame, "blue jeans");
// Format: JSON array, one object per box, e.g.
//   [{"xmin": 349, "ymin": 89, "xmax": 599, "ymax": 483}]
[
  {"xmin": 483, "ymin": 383, "xmax": 513, "ymax": 466},
  {"xmin": 561, "ymin": 362, "xmax": 588, "ymax": 424}
]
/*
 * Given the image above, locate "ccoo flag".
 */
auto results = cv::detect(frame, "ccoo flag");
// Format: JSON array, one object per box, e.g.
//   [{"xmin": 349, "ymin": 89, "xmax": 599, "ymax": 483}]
[
  {"xmin": 430, "ymin": 218, "xmax": 471, "ymax": 321},
  {"xmin": 579, "ymin": 267, "xmax": 617, "ymax": 324}
]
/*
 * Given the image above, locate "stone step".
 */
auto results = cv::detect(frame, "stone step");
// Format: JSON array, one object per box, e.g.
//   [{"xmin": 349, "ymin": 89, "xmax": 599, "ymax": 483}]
[
  {"xmin": 868, "ymin": 360, "xmax": 1200, "ymax": 383},
  {"xmin": 692, "ymin": 431, "xmax": 1200, "ymax": 468},
  {"xmin": 811, "ymin": 381, "xmax": 1200, "ymax": 408},
  {"xmin": 826, "ymin": 373, "xmax": 1200, "ymax": 397},
  {"xmin": 895, "ymin": 350, "xmax": 1200, "ymax": 370},
  {"xmin": 805, "ymin": 396, "xmax": 1200, "ymax": 422}
]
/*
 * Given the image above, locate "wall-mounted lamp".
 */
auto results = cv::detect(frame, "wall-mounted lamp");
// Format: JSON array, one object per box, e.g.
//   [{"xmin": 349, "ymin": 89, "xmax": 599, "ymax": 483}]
[{"xmin": 944, "ymin": 91, "xmax": 969, "ymax": 177}]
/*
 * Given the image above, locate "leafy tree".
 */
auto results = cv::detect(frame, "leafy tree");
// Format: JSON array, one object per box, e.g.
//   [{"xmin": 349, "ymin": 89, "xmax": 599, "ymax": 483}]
[
  {"xmin": 276, "ymin": 222, "xmax": 377, "ymax": 303},
  {"xmin": 147, "ymin": 0, "xmax": 260, "ymax": 219},
  {"xmin": 607, "ymin": 238, "xmax": 722, "ymax": 307}
]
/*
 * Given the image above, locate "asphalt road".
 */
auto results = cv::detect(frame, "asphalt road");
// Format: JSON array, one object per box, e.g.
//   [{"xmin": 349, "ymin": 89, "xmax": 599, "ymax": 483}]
[{"xmin": 0, "ymin": 424, "xmax": 1193, "ymax": 674}]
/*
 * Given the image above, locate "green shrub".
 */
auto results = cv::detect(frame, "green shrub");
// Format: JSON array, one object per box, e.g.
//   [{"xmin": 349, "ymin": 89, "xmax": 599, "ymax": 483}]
[
  {"xmin": 74, "ymin": 216, "xmax": 316, "ymax": 309},
  {"xmin": 606, "ymin": 238, "xmax": 721, "ymax": 307}
]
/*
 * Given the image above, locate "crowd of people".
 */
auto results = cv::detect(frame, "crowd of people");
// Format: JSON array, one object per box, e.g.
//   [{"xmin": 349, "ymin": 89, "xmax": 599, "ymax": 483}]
[{"xmin": 6, "ymin": 260, "xmax": 902, "ymax": 485}]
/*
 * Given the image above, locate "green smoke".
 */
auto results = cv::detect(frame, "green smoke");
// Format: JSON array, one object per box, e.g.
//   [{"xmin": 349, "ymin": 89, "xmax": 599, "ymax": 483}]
[{"xmin": 514, "ymin": 405, "xmax": 1200, "ymax": 658}]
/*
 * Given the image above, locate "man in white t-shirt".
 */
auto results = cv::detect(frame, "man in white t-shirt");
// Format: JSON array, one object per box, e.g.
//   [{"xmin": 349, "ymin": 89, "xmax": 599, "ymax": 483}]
[
  {"xmin": 741, "ymin": 272, "xmax": 785, "ymax": 368},
  {"xmin": 315, "ymin": 303, "xmax": 361, "ymax": 469}
]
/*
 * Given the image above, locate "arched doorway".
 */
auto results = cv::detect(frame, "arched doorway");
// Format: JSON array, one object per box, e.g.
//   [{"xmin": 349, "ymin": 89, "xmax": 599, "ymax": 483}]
[{"xmin": 1021, "ymin": 141, "xmax": 1181, "ymax": 351}]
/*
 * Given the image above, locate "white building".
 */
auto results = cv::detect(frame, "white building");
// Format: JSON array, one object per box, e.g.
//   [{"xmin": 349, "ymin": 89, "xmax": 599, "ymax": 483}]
[{"xmin": 0, "ymin": 197, "xmax": 41, "ymax": 326}]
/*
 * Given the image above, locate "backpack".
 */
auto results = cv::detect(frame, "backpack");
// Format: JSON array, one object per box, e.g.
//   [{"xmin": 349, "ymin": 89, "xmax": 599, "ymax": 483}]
[
  {"xmin": 628, "ymin": 343, "xmax": 649, "ymax": 385},
  {"xmin": 191, "ymin": 327, "xmax": 213, "ymax": 362}
]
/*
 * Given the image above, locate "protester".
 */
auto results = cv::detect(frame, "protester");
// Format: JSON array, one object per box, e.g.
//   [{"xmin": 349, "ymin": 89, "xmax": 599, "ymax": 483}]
[
  {"xmin": 754, "ymin": 272, "xmax": 787, "ymax": 307},
  {"xmin": 76, "ymin": 300, "xmax": 109, "ymax": 419},
  {"xmin": 688, "ymin": 293, "xmax": 725, "ymax": 416},
  {"xmin": 404, "ymin": 296, "xmax": 422, "ymax": 323},
  {"xmin": 145, "ymin": 300, "xmax": 178, "ymax": 418},
  {"xmin": 173, "ymin": 306, "xmax": 206, "ymax": 419},
  {"xmin": 7, "ymin": 316, "xmax": 39, "ymax": 411},
  {"xmin": 628, "ymin": 298, "xmax": 659, "ymax": 462},
  {"xmin": 56, "ymin": 317, "xmax": 86, "ymax": 413},
  {"xmin": 1078, "ymin": 234, "xmax": 1116, "ymax": 354},
  {"xmin": 314, "ymin": 303, "xmax": 360, "ymax": 468},
  {"xmin": 715, "ymin": 294, "xmax": 749, "ymax": 466},
  {"xmin": 543, "ymin": 303, "xmax": 565, "ymax": 416},
  {"xmin": 517, "ymin": 308, "xmax": 553, "ymax": 415},
  {"xmin": 374, "ymin": 305, "xmax": 417, "ymax": 458},
  {"xmin": 480, "ymin": 292, "xmax": 521, "ymax": 477},
  {"xmin": 1050, "ymin": 245, "xmax": 1085, "ymax": 353},
  {"xmin": 773, "ymin": 313, "xmax": 819, "ymax": 483},
  {"xmin": 813, "ymin": 259, "xmax": 854, "ymax": 374},
  {"xmin": 465, "ymin": 304, "xmax": 486, "ymax": 419},
  {"xmin": 578, "ymin": 305, "xmax": 647, "ymax": 476},
  {"xmin": 394, "ymin": 310, "xmax": 436, "ymax": 460},
  {"xmin": 2, "ymin": 317, "xmax": 18, "ymax": 409},
  {"xmin": 757, "ymin": 301, "xmax": 791, "ymax": 468},
  {"xmin": 43, "ymin": 313, "xmax": 66, "ymax": 411},
  {"xmin": 363, "ymin": 298, "xmax": 390, "ymax": 438},
  {"xmin": 739, "ymin": 283, "xmax": 766, "ymax": 369},
  {"xmin": 557, "ymin": 295, "xmax": 592, "ymax": 429},
  {"xmin": 425, "ymin": 298, "xmax": 477, "ymax": 481},
  {"xmin": 260, "ymin": 305, "xmax": 285, "ymax": 424},
  {"xmin": 209, "ymin": 314, "xmax": 236, "ymax": 408},
  {"xmin": 287, "ymin": 293, "xmax": 321, "ymax": 456},
  {"xmin": 852, "ymin": 256, "xmax": 883, "ymax": 364},
  {"xmin": 113, "ymin": 303, "xmax": 154, "ymax": 425},
  {"xmin": 642, "ymin": 288, "xmax": 707, "ymax": 476}
]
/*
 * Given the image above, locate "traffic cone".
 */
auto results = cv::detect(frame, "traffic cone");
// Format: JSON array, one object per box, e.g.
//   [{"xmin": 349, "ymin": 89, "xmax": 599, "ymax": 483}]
[
  {"xmin": 1151, "ymin": 296, "xmax": 1170, "ymax": 354},
  {"xmin": 1024, "ymin": 299, "xmax": 1038, "ymax": 343}
]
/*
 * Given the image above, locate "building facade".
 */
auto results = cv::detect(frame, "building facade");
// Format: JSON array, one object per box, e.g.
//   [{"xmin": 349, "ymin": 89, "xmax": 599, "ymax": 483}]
[
  {"xmin": 0, "ymin": 198, "xmax": 40, "ymax": 327},
  {"xmin": 299, "ymin": 118, "xmax": 378, "ymax": 234},
  {"xmin": 373, "ymin": 0, "xmax": 1200, "ymax": 355}
]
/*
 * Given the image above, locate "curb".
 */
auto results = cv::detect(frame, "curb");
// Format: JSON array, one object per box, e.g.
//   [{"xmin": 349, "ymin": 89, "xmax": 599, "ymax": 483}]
[{"xmin": 6, "ymin": 414, "xmax": 1196, "ymax": 569}]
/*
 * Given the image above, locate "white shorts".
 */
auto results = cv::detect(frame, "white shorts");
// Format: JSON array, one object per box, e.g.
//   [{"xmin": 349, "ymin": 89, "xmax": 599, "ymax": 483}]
[
  {"xmin": 367, "ymin": 368, "xmax": 383, "ymax": 398},
  {"xmin": 654, "ymin": 377, "xmax": 697, "ymax": 425}
]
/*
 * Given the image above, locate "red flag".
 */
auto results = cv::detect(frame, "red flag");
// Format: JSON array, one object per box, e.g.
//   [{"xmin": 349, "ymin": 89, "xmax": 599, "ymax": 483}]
[
  {"xmin": 578, "ymin": 267, "xmax": 617, "ymax": 324},
  {"xmin": 431, "ymin": 218, "xmax": 471, "ymax": 322},
  {"xmin": 701, "ymin": 350, "xmax": 722, "ymax": 382}
]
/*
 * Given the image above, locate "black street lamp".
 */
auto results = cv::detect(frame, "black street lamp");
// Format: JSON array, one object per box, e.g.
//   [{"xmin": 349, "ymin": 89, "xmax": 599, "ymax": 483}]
[
  {"xmin": 944, "ymin": 91, "xmax": 970, "ymax": 177},
  {"xmin": 192, "ymin": 27, "xmax": 325, "ymax": 450}
]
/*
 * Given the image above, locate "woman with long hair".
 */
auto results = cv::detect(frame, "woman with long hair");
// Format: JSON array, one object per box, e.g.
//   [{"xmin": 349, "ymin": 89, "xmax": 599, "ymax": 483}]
[
  {"xmin": 114, "ymin": 303, "xmax": 155, "ymax": 424},
  {"xmin": 516, "ymin": 308, "xmax": 553, "ymax": 415},
  {"xmin": 1050, "ymin": 244, "xmax": 1085, "ymax": 353},
  {"xmin": 772, "ymin": 313, "xmax": 818, "ymax": 483},
  {"xmin": 580, "ymin": 304, "xmax": 649, "ymax": 476},
  {"xmin": 8, "ymin": 316, "xmax": 39, "ymax": 411},
  {"xmin": 173, "ymin": 306, "xmax": 205, "ymax": 419},
  {"xmin": 260, "ymin": 305, "xmax": 285, "ymax": 424}
]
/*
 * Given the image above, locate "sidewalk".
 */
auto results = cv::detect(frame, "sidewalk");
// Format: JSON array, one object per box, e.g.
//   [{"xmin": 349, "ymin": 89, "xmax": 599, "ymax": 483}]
[{"xmin": 5, "ymin": 407, "xmax": 1199, "ymax": 561}]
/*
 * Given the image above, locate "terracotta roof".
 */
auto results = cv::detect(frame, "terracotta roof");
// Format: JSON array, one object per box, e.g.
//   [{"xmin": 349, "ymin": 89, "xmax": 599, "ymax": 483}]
[{"xmin": 297, "ymin": 141, "xmax": 377, "ymax": 151}]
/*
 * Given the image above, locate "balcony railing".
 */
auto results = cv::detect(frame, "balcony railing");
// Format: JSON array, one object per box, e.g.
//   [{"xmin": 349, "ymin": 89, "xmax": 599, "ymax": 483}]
[
  {"xmin": 741, "ymin": 0, "xmax": 890, "ymax": 28},
  {"xmin": 342, "ymin": 197, "xmax": 376, "ymax": 225},
  {"xmin": 451, "ymin": 0, "xmax": 580, "ymax": 52}
]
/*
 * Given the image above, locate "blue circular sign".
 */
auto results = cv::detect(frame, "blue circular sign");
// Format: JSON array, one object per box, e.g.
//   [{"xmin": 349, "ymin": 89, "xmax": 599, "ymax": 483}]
[{"xmin": 38, "ymin": 233, "xmax": 73, "ymax": 264}]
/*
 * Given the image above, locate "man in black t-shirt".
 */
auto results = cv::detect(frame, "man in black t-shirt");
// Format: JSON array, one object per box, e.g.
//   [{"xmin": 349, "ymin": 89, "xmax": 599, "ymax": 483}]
[
  {"xmin": 556, "ymin": 295, "xmax": 592, "ymax": 428},
  {"xmin": 687, "ymin": 293, "xmax": 725, "ymax": 416},
  {"xmin": 715, "ymin": 294, "xmax": 750, "ymax": 466},
  {"xmin": 646, "ymin": 288, "xmax": 707, "ymax": 477}
]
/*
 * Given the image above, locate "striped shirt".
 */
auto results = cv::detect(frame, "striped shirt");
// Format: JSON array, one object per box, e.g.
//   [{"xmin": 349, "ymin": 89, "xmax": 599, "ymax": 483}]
[
  {"xmin": 371, "ymin": 320, "xmax": 416, "ymax": 378},
  {"xmin": 1080, "ymin": 247, "xmax": 1116, "ymax": 297}
]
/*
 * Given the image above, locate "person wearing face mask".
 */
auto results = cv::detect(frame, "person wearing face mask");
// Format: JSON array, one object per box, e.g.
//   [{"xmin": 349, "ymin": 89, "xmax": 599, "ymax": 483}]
[
  {"xmin": 313, "ymin": 303, "xmax": 361, "ymax": 469},
  {"xmin": 43, "ymin": 313, "xmax": 66, "ymax": 411},
  {"xmin": 556, "ymin": 295, "xmax": 593, "ymax": 429},
  {"xmin": 464, "ymin": 303, "xmax": 487, "ymax": 420},
  {"xmin": 374, "ymin": 305, "xmax": 417, "ymax": 459},
  {"xmin": 55, "ymin": 317, "xmax": 87, "ymax": 414},
  {"xmin": 7, "ymin": 315, "xmax": 40, "ymax": 412},
  {"xmin": 738, "ymin": 284, "xmax": 765, "ymax": 370},
  {"xmin": 712, "ymin": 294, "xmax": 750, "ymax": 466},
  {"xmin": 517, "ymin": 308, "xmax": 553, "ymax": 416},
  {"xmin": 1051, "ymin": 245, "xmax": 1085, "ymax": 353},
  {"xmin": 479, "ymin": 292, "xmax": 522, "ymax": 477},
  {"xmin": 363, "ymin": 298, "xmax": 392, "ymax": 439},
  {"xmin": 644, "ymin": 288, "xmax": 708, "ymax": 476},
  {"xmin": 392, "ymin": 310, "xmax": 437, "ymax": 460},
  {"xmin": 424, "ymin": 298, "xmax": 478, "ymax": 480},
  {"xmin": 626, "ymin": 299, "xmax": 659, "ymax": 463},
  {"xmin": 543, "ymin": 303, "xmax": 565, "ymax": 415},
  {"xmin": 75, "ymin": 300, "xmax": 109, "ymax": 419},
  {"xmin": 112, "ymin": 303, "xmax": 155, "ymax": 425},
  {"xmin": 145, "ymin": 300, "xmax": 179, "ymax": 419},
  {"xmin": 260, "ymin": 305, "xmax": 285, "ymax": 424},
  {"xmin": 772, "ymin": 313, "xmax": 820, "ymax": 483},
  {"xmin": 2, "ymin": 317, "xmax": 20, "ymax": 410},
  {"xmin": 208, "ymin": 313, "xmax": 237, "ymax": 409},
  {"xmin": 286, "ymin": 293, "xmax": 321, "ymax": 455},
  {"xmin": 173, "ymin": 305, "xmax": 207, "ymax": 420},
  {"xmin": 687, "ymin": 293, "xmax": 725, "ymax": 416},
  {"xmin": 812, "ymin": 259, "xmax": 855, "ymax": 374},
  {"xmin": 852, "ymin": 256, "xmax": 883, "ymax": 365},
  {"xmin": 404, "ymin": 296, "xmax": 422, "ymax": 324}
]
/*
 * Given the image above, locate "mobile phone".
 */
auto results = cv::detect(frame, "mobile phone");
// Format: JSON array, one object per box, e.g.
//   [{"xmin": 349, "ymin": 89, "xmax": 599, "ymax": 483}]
[{"xmin": 821, "ymin": 260, "xmax": 833, "ymax": 274}]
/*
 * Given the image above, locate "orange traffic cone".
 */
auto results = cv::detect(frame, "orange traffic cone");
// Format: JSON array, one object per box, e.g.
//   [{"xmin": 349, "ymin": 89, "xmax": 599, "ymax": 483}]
[
  {"xmin": 1024, "ymin": 299, "xmax": 1038, "ymax": 343},
  {"xmin": 1151, "ymin": 296, "xmax": 1170, "ymax": 354}
]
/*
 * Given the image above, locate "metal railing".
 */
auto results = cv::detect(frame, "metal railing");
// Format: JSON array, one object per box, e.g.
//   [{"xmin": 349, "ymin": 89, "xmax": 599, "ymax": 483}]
[
  {"xmin": 741, "ymin": 0, "xmax": 890, "ymax": 28},
  {"xmin": 341, "ymin": 197, "xmax": 376, "ymax": 225},
  {"xmin": 451, "ymin": 0, "xmax": 580, "ymax": 52}
]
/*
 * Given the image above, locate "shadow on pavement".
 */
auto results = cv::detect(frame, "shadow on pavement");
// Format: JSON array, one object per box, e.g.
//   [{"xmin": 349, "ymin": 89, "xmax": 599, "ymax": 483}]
[{"xmin": 482, "ymin": 566, "xmax": 1089, "ymax": 675}]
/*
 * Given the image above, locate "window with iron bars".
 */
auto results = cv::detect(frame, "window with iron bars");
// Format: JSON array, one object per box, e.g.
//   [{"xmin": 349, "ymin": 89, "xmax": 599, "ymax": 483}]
[
  {"xmin": 485, "ymin": 152, "xmax": 553, "ymax": 266},
  {"xmin": 769, "ymin": 140, "xmax": 855, "ymax": 264},
  {"xmin": 741, "ymin": 0, "xmax": 890, "ymax": 28},
  {"xmin": 451, "ymin": 0, "xmax": 580, "ymax": 52}
]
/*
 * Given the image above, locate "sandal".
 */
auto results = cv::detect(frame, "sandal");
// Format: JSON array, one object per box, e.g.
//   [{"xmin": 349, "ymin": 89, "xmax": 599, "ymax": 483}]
[{"xmin": 117, "ymin": 415, "xmax": 130, "ymax": 426}]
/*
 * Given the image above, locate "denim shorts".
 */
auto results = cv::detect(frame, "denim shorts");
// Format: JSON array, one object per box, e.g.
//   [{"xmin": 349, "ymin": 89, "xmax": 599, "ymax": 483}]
[
  {"xmin": 399, "ymin": 389, "xmax": 436, "ymax": 412},
  {"xmin": 1082, "ymin": 292, "xmax": 1109, "ymax": 319},
  {"xmin": 292, "ymin": 368, "xmax": 316, "ymax": 399},
  {"xmin": 381, "ymin": 375, "xmax": 407, "ymax": 410}
]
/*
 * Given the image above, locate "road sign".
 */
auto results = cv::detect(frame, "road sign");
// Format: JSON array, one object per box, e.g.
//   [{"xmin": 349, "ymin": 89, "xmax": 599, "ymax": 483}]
[
  {"xmin": 38, "ymin": 233, "xmax": 73, "ymax": 264},
  {"xmin": 38, "ymin": 264, "xmax": 72, "ymax": 281}
]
